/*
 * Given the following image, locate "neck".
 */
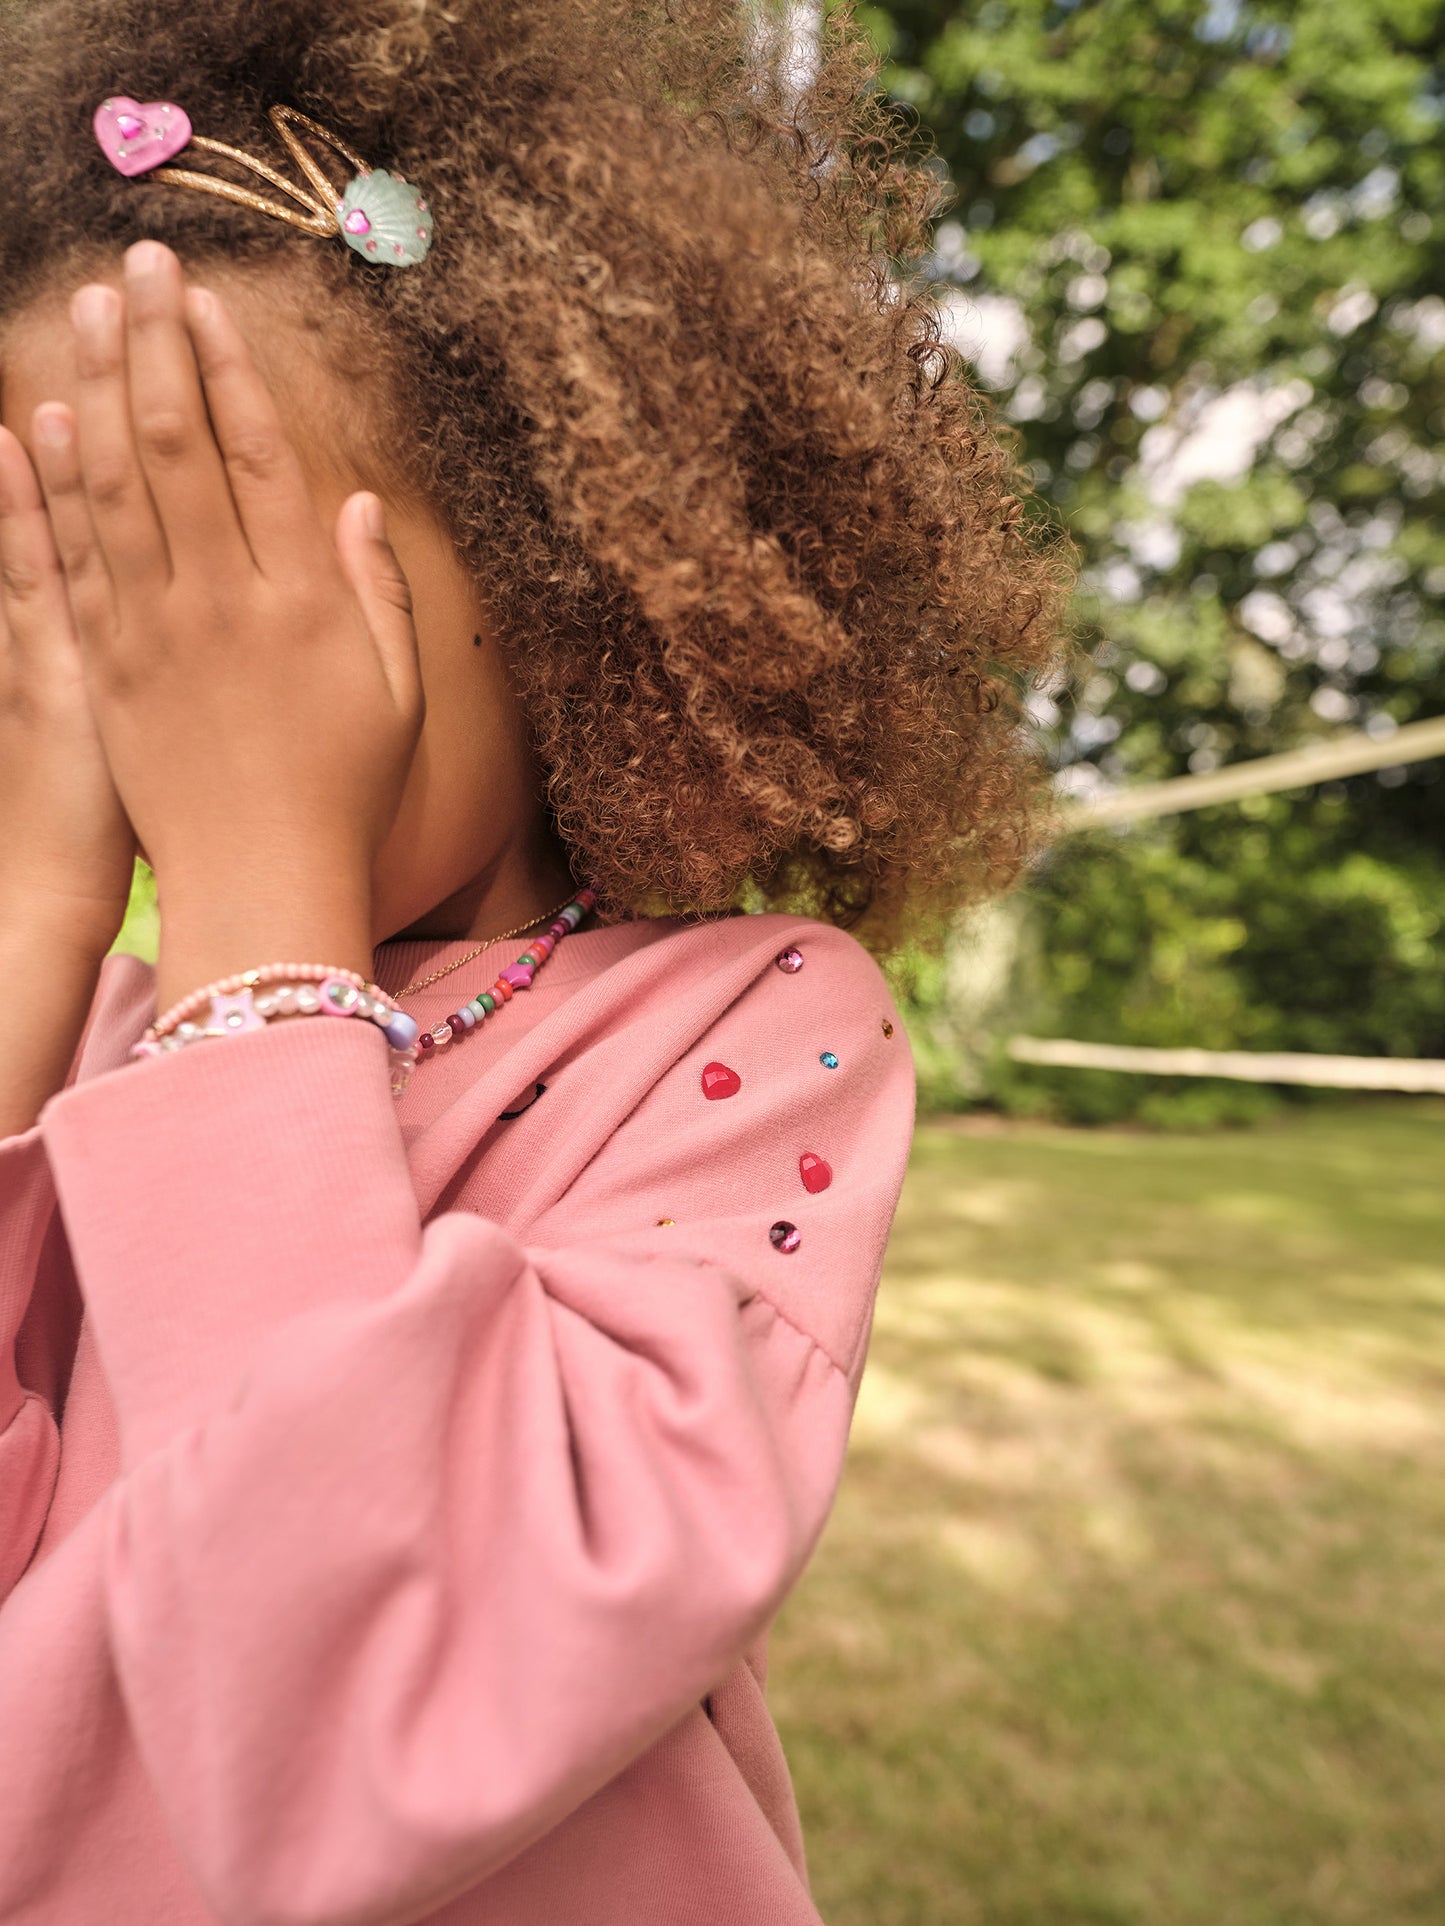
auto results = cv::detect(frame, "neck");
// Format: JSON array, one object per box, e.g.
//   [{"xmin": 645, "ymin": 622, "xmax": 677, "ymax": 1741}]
[{"xmin": 380, "ymin": 839, "xmax": 583, "ymax": 947}]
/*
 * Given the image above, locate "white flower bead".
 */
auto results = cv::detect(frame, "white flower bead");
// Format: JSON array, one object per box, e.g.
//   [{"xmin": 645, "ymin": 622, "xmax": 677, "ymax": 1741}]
[
  {"xmin": 295, "ymin": 985, "xmax": 321, "ymax": 1014},
  {"xmin": 253, "ymin": 992, "xmax": 277, "ymax": 1018},
  {"xmin": 275, "ymin": 986, "xmax": 299, "ymax": 1014}
]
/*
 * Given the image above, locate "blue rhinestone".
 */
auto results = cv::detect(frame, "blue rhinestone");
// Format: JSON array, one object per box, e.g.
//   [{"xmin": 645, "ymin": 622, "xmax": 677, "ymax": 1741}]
[{"xmin": 820, "ymin": 1051, "xmax": 839, "ymax": 1069}]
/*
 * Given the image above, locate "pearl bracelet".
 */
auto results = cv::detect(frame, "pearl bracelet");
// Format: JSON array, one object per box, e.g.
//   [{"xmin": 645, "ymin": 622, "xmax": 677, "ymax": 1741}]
[
  {"xmin": 147, "ymin": 960, "xmax": 394, "ymax": 1040},
  {"xmin": 131, "ymin": 965, "xmax": 422, "ymax": 1098}
]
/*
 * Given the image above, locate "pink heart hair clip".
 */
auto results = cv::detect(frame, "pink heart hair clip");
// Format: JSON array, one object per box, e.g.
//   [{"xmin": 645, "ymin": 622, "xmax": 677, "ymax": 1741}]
[
  {"xmin": 95, "ymin": 96, "xmax": 193, "ymax": 175},
  {"xmin": 91, "ymin": 98, "xmax": 435, "ymax": 268}
]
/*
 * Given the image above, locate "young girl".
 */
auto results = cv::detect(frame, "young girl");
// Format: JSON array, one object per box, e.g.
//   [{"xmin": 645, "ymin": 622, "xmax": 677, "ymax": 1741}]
[{"xmin": 0, "ymin": 1, "xmax": 1067, "ymax": 1920}]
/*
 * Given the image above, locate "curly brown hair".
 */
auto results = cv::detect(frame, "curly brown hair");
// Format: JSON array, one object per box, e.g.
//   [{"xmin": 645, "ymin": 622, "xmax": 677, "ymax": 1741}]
[{"xmin": 0, "ymin": 0, "xmax": 1073, "ymax": 957}]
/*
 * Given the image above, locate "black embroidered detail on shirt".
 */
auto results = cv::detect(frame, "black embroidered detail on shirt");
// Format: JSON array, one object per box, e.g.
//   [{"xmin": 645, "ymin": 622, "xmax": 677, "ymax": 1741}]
[{"xmin": 498, "ymin": 1080, "xmax": 548, "ymax": 1120}]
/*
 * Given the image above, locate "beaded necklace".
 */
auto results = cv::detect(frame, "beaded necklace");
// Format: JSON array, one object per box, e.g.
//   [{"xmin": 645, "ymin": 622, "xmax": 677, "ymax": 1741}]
[{"xmin": 386, "ymin": 883, "xmax": 599, "ymax": 1097}]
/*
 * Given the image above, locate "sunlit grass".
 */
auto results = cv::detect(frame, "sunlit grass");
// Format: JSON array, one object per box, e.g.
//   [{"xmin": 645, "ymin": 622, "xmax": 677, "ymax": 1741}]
[
  {"xmin": 110, "ymin": 857, "xmax": 158, "ymax": 963},
  {"xmin": 772, "ymin": 1101, "xmax": 1445, "ymax": 1926}
]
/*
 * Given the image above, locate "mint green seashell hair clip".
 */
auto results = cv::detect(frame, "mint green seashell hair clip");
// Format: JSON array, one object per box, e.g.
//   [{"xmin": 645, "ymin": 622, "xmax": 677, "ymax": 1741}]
[{"xmin": 92, "ymin": 99, "xmax": 435, "ymax": 268}]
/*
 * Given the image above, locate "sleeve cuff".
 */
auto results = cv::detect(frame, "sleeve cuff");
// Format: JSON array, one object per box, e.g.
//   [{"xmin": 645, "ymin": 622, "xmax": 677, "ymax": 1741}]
[
  {"xmin": 40, "ymin": 1016, "xmax": 423, "ymax": 1470},
  {"xmin": 0, "ymin": 1125, "xmax": 56, "ymax": 1432}
]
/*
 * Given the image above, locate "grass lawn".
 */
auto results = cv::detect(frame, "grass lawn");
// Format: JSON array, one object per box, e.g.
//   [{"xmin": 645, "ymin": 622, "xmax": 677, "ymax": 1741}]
[{"xmin": 770, "ymin": 1099, "xmax": 1445, "ymax": 1926}]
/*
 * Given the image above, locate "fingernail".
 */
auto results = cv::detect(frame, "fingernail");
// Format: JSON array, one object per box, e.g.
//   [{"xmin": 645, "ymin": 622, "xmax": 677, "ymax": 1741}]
[
  {"xmin": 362, "ymin": 495, "xmax": 386, "ymax": 539},
  {"xmin": 34, "ymin": 408, "xmax": 72, "ymax": 448},
  {"xmin": 125, "ymin": 240, "xmax": 166, "ymax": 283}
]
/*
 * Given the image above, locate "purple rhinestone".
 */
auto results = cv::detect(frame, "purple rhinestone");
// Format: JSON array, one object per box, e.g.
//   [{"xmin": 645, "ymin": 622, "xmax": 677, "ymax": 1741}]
[
  {"xmin": 343, "ymin": 207, "xmax": 372, "ymax": 236},
  {"xmin": 775, "ymin": 946, "xmax": 804, "ymax": 973},
  {"xmin": 769, "ymin": 1221, "xmax": 801, "ymax": 1253}
]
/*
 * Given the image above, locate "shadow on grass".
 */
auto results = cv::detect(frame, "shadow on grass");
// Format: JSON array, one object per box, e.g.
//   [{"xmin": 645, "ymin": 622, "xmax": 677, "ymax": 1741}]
[{"xmin": 771, "ymin": 1099, "xmax": 1445, "ymax": 1926}]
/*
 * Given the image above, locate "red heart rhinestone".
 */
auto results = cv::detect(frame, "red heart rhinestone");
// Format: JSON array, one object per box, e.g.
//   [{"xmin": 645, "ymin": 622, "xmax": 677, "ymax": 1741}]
[
  {"xmin": 701, "ymin": 1061, "xmax": 742, "ymax": 1100},
  {"xmin": 799, "ymin": 1151, "xmax": 833, "ymax": 1194}
]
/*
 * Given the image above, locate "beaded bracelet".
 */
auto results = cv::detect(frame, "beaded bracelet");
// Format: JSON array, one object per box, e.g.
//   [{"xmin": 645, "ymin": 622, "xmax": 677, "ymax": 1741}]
[
  {"xmin": 131, "ymin": 967, "xmax": 421, "ymax": 1094},
  {"xmin": 147, "ymin": 960, "xmax": 400, "ymax": 1042},
  {"xmin": 128, "ymin": 887, "xmax": 598, "ymax": 1101}
]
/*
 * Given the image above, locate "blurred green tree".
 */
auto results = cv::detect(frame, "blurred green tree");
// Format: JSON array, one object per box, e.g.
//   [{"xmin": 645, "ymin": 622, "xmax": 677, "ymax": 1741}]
[{"xmin": 852, "ymin": 0, "xmax": 1445, "ymax": 1116}]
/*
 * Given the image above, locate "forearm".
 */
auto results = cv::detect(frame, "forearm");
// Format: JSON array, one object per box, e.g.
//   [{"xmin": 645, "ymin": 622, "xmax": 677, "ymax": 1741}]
[{"xmin": 0, "ymin": 920, "xmax": 104, "ymax": 1139}]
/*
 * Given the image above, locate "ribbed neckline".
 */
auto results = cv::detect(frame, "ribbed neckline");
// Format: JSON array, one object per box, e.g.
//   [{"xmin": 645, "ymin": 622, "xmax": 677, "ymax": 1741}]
[{"xmin": 368, "ymin": 916, "xmax": 678, "ymax": 1005}]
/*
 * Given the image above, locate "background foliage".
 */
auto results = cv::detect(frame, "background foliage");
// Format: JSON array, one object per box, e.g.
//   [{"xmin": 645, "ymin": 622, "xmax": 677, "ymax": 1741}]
[{"xmin": 861, "ymin": 0, "xmax": 1445, "ymax": 1121}]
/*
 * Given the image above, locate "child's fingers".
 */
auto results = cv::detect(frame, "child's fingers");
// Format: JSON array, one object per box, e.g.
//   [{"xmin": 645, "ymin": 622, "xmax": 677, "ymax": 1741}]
[
  {"xmin": 29, "ymin": 404, "xmax": 123, "ymax": 659},
  {"xmin": 333, "ymin": 492, "xmax": 425, "ymax": 720},
  {"xmin": 122, "ymin": 242, "xmax": 250, "ymax": 576},
  {"xmin": 0, "ymin": 423, "xmax": 70, "ymax": 659},
  {"xmin": 182, "ymin": 285, "xmax": 326, "ymax": 577},
  {"xmin": 67, "ymin": 282, "xmax": 170, "ymax": 593}
]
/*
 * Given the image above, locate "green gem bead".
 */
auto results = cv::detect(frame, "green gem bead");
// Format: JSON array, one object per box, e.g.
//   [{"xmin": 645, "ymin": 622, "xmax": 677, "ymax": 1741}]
[{"xmin": 478, "ymin": 992, "xmax": 496, "ymax": 1014}]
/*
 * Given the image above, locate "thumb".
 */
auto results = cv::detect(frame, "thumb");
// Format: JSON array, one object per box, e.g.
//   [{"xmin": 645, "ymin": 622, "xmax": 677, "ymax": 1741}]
[{"xmin": 335, "ymin": 491, "xmax": 423, "ymax": 715}]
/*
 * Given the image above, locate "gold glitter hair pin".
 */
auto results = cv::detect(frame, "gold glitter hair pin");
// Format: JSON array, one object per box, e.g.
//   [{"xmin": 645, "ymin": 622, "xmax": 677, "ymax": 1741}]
[{"xmin": 92, "ymin": 97, "xmax": 435, "ymax": 268}]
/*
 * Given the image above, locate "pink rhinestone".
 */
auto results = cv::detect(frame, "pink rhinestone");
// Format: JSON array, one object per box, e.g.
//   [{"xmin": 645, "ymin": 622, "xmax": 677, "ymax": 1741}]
[
  {"xmin": 343, "ymin": 207, "xmax": 372, "ymax": 235},
  {"xmin": 393, "ymin": 244, "xmax": 404, "ymax": 256},
  {"xmin": 769, "ymin": 1221, "xmax": 801, "ymax": 1253},
  {"xmin": 416, "ymin": 227, "xmax": 428, "ymax": 237},
  {"xmin": 775, "ymin": 946, "xmax": 804, "ymax": 973},
  {"xmin": 366, "ymin": 240, "xmax": 378, "ymax": 253}
]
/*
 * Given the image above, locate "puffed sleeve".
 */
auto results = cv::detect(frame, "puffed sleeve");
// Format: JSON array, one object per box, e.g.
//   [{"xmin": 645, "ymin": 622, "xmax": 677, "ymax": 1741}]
[
  {"xmin": 0, "ymin": 920, "xmax": 914, "ymax": 1926},
  {"xmin": 0, "ymin": 950, "xmax": 135, "ymax": 1602},
  {"xmin": 0, "ymin": 1121, "xmax": 63, "ymax": 1601}
]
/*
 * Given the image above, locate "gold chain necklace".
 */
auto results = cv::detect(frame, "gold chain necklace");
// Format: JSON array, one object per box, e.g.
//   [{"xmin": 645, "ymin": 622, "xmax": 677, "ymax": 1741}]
[{"xmin": 389, "ymin": 890, "xmax": 586, "ymax": 1000}]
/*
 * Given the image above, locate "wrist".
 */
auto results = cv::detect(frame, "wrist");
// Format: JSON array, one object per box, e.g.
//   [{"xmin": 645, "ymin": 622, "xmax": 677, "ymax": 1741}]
[{"xmin": 154, "ymin": 876, "xmax": 375, "ymax": 1019}]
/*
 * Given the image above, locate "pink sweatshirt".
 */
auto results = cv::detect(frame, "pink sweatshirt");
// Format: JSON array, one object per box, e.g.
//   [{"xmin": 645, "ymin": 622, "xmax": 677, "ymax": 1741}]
[{"xmin": 0, "ymin": 908, "xmax": 914, "ymax": 1925}]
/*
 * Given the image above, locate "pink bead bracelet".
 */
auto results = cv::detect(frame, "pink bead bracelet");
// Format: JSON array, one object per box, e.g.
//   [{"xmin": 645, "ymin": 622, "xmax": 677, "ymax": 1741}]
[{"xmin": 147, "ymin": 962, "xmax": 397, "ymax": 1042}]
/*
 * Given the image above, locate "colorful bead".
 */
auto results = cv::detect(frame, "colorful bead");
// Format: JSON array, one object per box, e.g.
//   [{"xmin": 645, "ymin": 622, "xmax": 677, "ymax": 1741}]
[
  {"xmin": 701, "ymin": 1061, "xmax": 742, "ymax": 1100},
  {"xmin": 319, "ymin": 976, "xmax": 361, "ymax": 1017},
  {"xmin": 478, "ymin": 992, "xmax": 496, "ymax": 1014},
  {"xmin": 820, "ymin": 1051, "xmax": 839, "ymax": 1069},
  {"xmin": 799, "ymin": 1152, "xmax": 833, "ymax": 1194},
  {"xmin": 882, "ymin": 1019, "xmax": 894, "ymax": 1038},
  {"xmin": 492, "ymin": 977, "xmax": 513, "ymax": 1001},
  {"xmin": 769, "ymin": 1221, "xmax": 802, "ymax": 1253},
  {"xmin": 455, "ymin": 1008, "xmax": 477, "ymax": 1030},
  {"xmin": 418, "ymin": 1033, "xmax": 435, "ymax": 1052},
  {"xmin": 382, "ymin": 1009, "xmax": 420, "ymax": 1050},
  {"xmin": 775, "ymin": 946, "xmax": 804, "ymax": 973}
]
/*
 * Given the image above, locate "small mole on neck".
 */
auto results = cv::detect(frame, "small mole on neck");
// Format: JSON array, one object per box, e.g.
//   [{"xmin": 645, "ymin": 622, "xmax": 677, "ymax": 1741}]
[{"xmin": 472, "ymin": 632, "xmax": 482, "ymax": 647}]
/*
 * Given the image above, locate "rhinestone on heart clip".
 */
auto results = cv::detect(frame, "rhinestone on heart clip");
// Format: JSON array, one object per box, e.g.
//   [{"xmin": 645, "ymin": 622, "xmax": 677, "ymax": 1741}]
[{"xmin": 92, "ymin": 99, "xmax": 435, "ymax": 268}]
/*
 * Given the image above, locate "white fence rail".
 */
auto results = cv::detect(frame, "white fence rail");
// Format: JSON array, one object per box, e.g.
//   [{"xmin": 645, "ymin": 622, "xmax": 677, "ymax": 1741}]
[
  {"xmin": 1067, "ymin": 714, "xmax": 1445, "ymax": 828},
  {"xmin": 1007, "ymin": 1036, "xmax": 1445, "ymax": 1095}
]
